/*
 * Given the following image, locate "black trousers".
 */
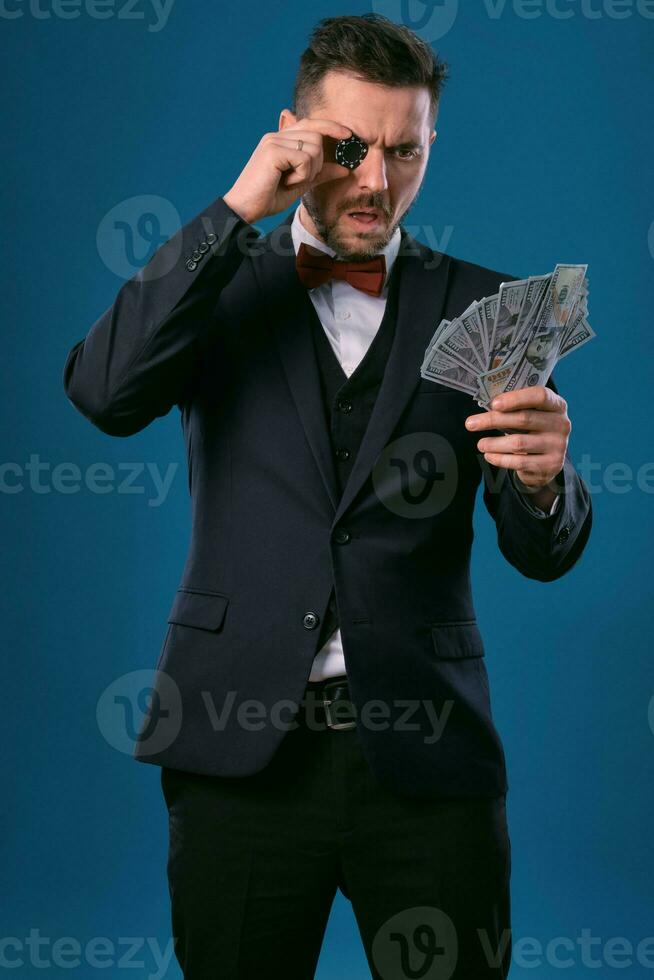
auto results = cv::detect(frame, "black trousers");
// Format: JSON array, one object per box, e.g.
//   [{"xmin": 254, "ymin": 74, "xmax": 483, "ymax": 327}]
[{"xmin": 160, "ymin": 681, "xmax": 512, "ymax": 979}]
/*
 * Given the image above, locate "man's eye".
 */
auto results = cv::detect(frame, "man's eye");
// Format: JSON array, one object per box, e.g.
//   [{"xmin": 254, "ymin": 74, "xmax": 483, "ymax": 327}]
[{"xmin": 394, "ymin": 148, "xmax": 420, "ymax": 160}]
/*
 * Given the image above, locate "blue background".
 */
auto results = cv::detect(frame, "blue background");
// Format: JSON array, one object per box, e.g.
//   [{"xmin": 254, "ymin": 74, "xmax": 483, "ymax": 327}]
[{"xmin": 2, "ymin": 1, "xmax": 653, "ymax": 976}]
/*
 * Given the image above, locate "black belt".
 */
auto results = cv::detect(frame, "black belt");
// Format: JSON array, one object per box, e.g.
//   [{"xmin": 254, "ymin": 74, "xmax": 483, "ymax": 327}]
[{"xmin": 297, "ymin": 675, "xmax": 356, "ymax": 731}]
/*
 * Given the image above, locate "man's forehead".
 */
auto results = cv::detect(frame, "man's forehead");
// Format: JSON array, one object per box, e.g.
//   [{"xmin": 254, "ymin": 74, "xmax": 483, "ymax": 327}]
[
  {"xmin": 308, "ymin": 107, "xmax": 428, "ymax": 145},
  {"xmin": 312, "ymin": 72, "xmax": 433, "ymax": 140}
]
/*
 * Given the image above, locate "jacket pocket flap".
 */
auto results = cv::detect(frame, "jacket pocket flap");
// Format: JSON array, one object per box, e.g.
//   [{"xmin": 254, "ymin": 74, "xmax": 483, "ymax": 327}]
[
  {"xmin": 167, "ymin": 589, "xmax": 229, "ymax": 631},
  {"xmin": 430, "ymin": 621, "xmax": 485, "ymax": 659}
]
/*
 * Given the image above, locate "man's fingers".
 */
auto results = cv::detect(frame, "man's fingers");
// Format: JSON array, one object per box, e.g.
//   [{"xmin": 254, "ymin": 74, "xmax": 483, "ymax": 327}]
[
  {"xmin": 311, "ymin": 162, "xmax": 352, "ymax": 185},
  {"xmin": 274, "ymin": 150, "xmax": 349, "ymax": 189},
  {"xmin": 270, "ymin": 138, "xmax": 322, "ymax": 180},
  {"xmin": 274, "ymin": 122, "xmax": 355, "ymax": 182},
  {"xmin": 273, "ymin": 146, "xmax": 316, "ymax": 185},
  {"xmin": 466, "ymin": 408, "xmax": 568, "ymax": 432},
  {"xmin": 476, "ymin": 433, "xmax": 556, "ymax": 455},
  {"xmin": 271, "ymin": 134, "xmax": 351, "ymax": 187},
  {"xmin": 280, "ymin": 118, "xmax": 353, "ymax": 142},
  {"xmin": 467, "ymin": 385, "xmax": 569, "ymax": 487},
  {"xmin": 490, "ymin": 385, "xmax": 566, "ymax": 414},
  {"xmin": 268, "ymin": 133, "xmax": 323, "ymax": 152},
  {"xmin": 482, "ymin": 452, "xmax": 551, "ymax": 474},
  {"xmin": 282, "ymin": 166, "xmax": 348, "ymax": 190}
]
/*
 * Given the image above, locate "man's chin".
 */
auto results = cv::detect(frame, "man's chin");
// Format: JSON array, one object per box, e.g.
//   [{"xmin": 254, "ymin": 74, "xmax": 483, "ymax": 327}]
[{"xmin": 335, "ymin": 214, "xmax": 391, "ymax": 254}]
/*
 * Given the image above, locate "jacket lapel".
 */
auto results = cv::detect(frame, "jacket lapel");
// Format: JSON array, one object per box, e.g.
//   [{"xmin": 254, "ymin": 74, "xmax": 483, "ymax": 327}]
[
  {"xmin": 333, "ymin": 232, "xmax": 451, "ymax": 524},
  {"xmin": 251, "ymin": 207, "xmax": 452, "ymax": 522},
  {"xmin": 253, "ymin": 210, "xmax": 341, "ymax": 511}
]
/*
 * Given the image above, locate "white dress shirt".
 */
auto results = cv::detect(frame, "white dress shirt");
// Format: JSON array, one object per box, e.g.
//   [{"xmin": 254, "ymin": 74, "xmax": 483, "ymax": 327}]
[{"xmin": 290, "ymin": 206, "xmax": 560, "ymax": 682}]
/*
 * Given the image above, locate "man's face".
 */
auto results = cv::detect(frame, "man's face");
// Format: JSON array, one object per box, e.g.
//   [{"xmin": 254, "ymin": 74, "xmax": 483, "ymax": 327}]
[{"xmin": 280, "ymin": 70, "xmax": 437, "ymax": 260}]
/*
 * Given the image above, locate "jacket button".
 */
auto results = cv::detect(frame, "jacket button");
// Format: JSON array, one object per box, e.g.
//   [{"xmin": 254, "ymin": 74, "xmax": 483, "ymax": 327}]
[
  {"xmin": 303, "ymin": 612, "xmax": 319, "ymax": 630},
  {"xmin": 199, "ymin": 241, "xmax": 209, "ymax": 253},
  {"xmin": 337, "ymin": 399, "xmax": 353, "ymax": 413},
  {"xmin": 186, "ymin": 259, "xmax": 198, "ymax": 272},
  {"xmin": 334, "ymin": 528, "xmax": 351, "ymax": 545},
  {"xmin": 192, "ymin": 249, "xmax": 202, "ymax": 262},
  {"xmin": 556, "ymin": 526, "xmax": 570, "ymax": 543},
  {"xmin": 206, "ymin": 233, "xmax": 217, "ymax": 245},
  {"xmin": 336, "ymin": 448, "xmax": 350, "ymax": 461}
]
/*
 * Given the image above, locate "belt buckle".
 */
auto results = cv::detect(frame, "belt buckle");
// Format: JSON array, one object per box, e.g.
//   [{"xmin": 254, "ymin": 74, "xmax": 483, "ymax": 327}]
[{"xmin": 321, "ymin": 680, "xmax": 356, "ymax": 731}]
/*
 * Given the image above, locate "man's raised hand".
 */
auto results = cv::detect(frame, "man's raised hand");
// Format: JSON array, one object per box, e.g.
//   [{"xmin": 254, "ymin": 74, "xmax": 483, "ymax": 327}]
[{"xmin": 223, "ymin": 117, "xmax": 353, "ymax": 224}]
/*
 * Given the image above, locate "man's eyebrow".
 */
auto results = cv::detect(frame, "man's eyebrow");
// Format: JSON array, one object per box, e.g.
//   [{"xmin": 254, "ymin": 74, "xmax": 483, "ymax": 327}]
[
  {"xmin": 387, "ymin": 139, "xmax": 424, "ymax": 150},
  {"xmin": 352, "ymin": 133, "xmax": 425, "ymax": 150}
]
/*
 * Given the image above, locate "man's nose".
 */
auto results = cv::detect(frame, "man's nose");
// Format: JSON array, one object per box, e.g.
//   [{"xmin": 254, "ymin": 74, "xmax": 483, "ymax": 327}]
[{"xmin": 354, "ymin": 148, "xmax": 388, "ymax": 195}]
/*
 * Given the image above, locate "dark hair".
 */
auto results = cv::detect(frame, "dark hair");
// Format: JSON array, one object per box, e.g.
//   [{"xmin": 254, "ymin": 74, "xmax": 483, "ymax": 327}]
[{"xmin": 293, "ymin": 14, "xmax": 449, "ymax": 126}]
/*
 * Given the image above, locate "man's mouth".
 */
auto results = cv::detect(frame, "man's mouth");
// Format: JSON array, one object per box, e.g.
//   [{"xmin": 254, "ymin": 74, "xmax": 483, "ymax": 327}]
[{"xmin": 344, "ymin": 209, "xmax": 382, "ymax": 227}]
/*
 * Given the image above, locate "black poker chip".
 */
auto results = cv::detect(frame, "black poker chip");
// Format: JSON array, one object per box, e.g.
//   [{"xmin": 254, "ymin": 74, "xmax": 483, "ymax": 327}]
[{"xmin": 335, "ymin": 133, "xmax": 368, "ymax": 170}]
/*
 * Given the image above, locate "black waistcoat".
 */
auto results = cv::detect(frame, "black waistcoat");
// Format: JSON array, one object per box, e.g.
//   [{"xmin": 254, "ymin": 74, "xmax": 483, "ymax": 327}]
[{"xmin": 306, "ymin": 260, "xmax": 402, "ymax": 654}]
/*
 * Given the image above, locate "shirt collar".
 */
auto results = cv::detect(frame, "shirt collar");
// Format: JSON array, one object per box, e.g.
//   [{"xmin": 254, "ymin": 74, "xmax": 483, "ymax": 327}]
[{"xmin": 290, "ymin": 204, "xmax": 401, "ymax": 290}]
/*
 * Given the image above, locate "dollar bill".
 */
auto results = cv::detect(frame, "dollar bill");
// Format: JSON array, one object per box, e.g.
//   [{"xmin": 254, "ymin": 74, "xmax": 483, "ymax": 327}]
[
  {"xmin": 514, "ymin": 274, "xmax": 552, "ymax": 346},
  {"xmin": 439, "ymin": 311, "xmax": 487, "ymax": 372},
  {"xmin": 420, "ymin": 348, "xmax": 478, "ymax": 395},
  {"xmin": 422, "ymin": 319, "xmax": 451, "ymax": 368},
  {"xmin": 488, "ymin": 279, "xmax": 529, "ymax": 369},
  {"xmin": 559, "ymin": 310, "xmax": 596, "ymax": 359},
  {"xmin": 500, "ymin": 264, "xmax": 588, "ymax": 395},
  {"xmin": 476, "ymin": 295, "xmax": 497, "ymax": 353},
  {"xmin": 476, "ymin": 344, "xmax": 527, "ymax": 407},
  {"xmin": 419, "ymin": 262, "xmax": 595, "ymax": 404}
]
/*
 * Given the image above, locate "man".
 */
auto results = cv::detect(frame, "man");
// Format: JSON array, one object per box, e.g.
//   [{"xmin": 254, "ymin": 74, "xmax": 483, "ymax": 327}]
[{"xmin": 62, "ymin": 13, "xmax": 592, "ymax": 979}]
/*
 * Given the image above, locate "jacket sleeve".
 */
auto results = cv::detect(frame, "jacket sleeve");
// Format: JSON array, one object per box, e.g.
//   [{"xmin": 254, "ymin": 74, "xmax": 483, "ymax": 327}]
[
  {"xmin": 62, "ymin": 195, "xmax": 254, "ymax": 437},
  {"xmin": 510, "ymin": 471, "xmax": 562, "ymax": 517},
  {"xmin": 481, "ymin": 373, "xmax": 593, "ymax": 581}
]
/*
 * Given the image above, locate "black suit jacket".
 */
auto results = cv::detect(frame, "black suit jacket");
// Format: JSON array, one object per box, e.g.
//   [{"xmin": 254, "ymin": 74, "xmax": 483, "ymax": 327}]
[{"xmin": 63, "ymin": 196, "xmax": 592, "ymax": 798}]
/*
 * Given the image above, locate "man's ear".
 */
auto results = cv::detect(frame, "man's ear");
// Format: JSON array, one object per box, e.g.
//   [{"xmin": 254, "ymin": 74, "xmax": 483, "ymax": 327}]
[
  {"xmin": 429, "ymin": 129, "xmax": 437, "ymax": 146},
  {"xmin": 279, "ymin": 108, "xmax": 297, "ymax": 131}
]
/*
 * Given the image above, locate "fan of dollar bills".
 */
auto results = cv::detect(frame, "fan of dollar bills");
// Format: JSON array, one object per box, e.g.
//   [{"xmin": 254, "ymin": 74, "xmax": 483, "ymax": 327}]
[{"xmin": 420, "ymin": 264, "xmax": 595, "ymax": 408}]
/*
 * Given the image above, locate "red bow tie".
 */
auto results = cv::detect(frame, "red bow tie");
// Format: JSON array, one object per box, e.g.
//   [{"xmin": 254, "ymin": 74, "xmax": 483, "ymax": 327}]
[{"xmin": 295, "ymin": 241, "xmax": 386, "ymax": 298}]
